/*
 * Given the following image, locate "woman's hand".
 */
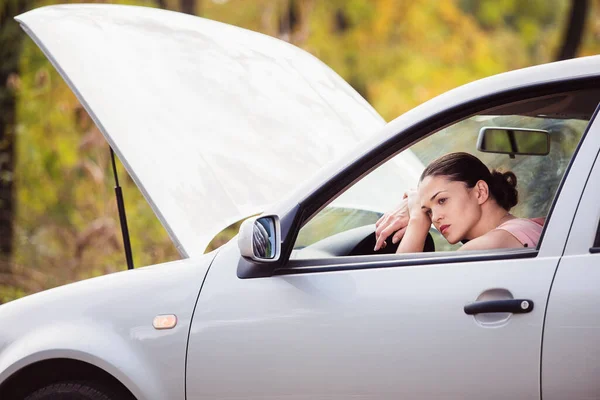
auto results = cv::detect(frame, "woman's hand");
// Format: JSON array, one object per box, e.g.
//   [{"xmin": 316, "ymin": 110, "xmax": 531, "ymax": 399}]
[
  {"xmin": 405, "ymin": 189, "xmax": 429, "ymax": 224},
  {"xmin": 374, "ymin": 189, "xmax": 432, "ymax": 252},
  {"xmin": 374, "ymin": 193, "xmax": 410, "ymax": 251}
]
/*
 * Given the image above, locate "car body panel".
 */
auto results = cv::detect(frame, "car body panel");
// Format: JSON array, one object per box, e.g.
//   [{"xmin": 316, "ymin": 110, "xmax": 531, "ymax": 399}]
[
  {"xmin": 0, "ymin": 253, "xmax": 215, "ymax": 400},
  {"xmin": 188, "ymin": 241, "xmax": 551, "ymax": 399},
  {"xmin": 541, "ymin": 132, "xmax": 600, "ymax": 400},
  {"xmin": 15, "ymin": 4, "xmax": 395, "ymax": 257}
]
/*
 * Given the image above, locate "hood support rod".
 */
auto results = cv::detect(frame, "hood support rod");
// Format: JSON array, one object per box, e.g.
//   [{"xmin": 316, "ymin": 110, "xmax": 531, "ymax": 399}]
[{"xmin": 110, "ymin": 147, "xmax": 134, "ymax": 270}]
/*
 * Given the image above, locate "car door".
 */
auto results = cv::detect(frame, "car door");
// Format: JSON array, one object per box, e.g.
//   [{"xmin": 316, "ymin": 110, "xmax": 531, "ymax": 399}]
[
  {"xmin": 186, "ymin": 87, "xmax": 600, "ymax": 399},
  {"xmin": 541, "ymin": 115, "xmax": 600, "ymax": 400}
]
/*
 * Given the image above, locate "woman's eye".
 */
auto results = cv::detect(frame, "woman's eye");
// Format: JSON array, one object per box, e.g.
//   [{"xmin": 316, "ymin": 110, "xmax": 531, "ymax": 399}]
[{"xmin": 438, "ymin": 198, "xmax": 447, "ymax": 205}]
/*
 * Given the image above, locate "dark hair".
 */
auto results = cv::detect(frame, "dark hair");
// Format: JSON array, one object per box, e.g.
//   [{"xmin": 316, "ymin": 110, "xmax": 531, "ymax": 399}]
[{"xmin": 420, "ymin": 152, "xmax": 518, "ymax": 210}]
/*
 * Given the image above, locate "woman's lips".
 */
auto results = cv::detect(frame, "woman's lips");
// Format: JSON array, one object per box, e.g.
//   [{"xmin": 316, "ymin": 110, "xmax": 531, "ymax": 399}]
[{"xmin": 440, "ymin": 225, "xmax": 450, "ymax": 235}]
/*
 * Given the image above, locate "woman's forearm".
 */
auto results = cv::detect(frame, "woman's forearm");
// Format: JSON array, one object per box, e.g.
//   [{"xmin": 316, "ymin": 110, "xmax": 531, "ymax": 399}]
[{"xmin": 396, "ymin": 217, "xmax": 431, "ymax": 253}]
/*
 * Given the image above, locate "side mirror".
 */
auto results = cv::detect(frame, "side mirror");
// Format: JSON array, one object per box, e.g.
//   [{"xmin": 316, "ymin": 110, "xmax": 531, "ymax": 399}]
[
  {"xmin": 477, "ymin": 127, "xmax": 550, "ymax": 158},
  {"xmin": 238, "ymin": 215, "xmax": 281, "ymax": 262}
]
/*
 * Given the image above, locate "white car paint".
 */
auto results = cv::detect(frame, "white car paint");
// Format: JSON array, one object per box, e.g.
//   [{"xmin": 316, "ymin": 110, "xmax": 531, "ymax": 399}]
[
  {"xmin": 189, "ymin": 245, "xmax": 553, "ymax": 399},
  {"xmin": 541, "ymin": 138, "xmax": 600, "ymax": 400},
  {"xmin": 0, "ymin": 254, "xmax": 216, "ymax": 400},
  {"xmin": 1, "ymin": 3, "xmax": 600, "ymax": 400},
  {"xmin": 15, "ymin": 4, "xmax": 422, "ymax": 258}
]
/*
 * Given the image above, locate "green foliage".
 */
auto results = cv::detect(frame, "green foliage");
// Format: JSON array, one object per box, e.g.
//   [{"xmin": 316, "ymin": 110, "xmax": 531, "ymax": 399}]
[
  {"xmin": 0, "ymin": 285, "xmax": 26, "ymax": 304},
  {"xmin": 10, "ymin": 0, "xmax": 179, "ymax": 296},
  {"xmin": 4, "ymin": 0, "xmax": 600, "ymax": 301}
]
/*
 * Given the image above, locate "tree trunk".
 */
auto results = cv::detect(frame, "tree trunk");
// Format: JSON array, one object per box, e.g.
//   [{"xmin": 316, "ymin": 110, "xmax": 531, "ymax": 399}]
[
  {"xmin": 278, "ymin": 0, "xmax": 314, "ymax": 45},
  {"xmin": 334, "ymin": 9, "xmax": 350, "ymax": 34},
  {"xmin": 278, "ymin": 0, "xmax": 297, "ymax": 41},
  {"xmin": 555, "ymin": 0, "xmax": 589, "ymax": 61},
  {"xmin": 180, "ymin": 0, "xmax": 199, "ymax": 15},
  {"xmin": 0, "ymin": 0, "xmax": 28, "ymax": 269}
]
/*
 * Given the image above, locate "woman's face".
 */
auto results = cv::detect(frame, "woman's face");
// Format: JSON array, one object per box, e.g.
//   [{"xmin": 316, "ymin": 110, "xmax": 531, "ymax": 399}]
[{"xmin": 418, "ymin": 175, "xmax": 483, "ymax": 244}]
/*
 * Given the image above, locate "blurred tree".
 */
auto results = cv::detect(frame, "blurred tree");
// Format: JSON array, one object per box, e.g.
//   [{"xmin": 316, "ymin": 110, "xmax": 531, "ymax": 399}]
[
  {"xmin": 556, "ymin": 0, "xmax": 589, "ymax": 60},
  {"xmin": 180, "ymin": 0, "xmax": 199, "ymax": 15},
  {"xmin": 459, "ymin": 0, "xmax": 568, "ymax": 64},
  {"xmin": 4, "ymin": 0, "xmax": 600, "ymax": 304},
  {"xmin": 277, "ymin": 0, "xmax": 313, "ymax": 45},
  {"xmin": 333, "ymin": 8, "xmax": 350, "ymax": 34},
  {"xmin": 5, "ymin": 0, "xmax": 180, "ymax": 302},
  {"xmin": 0, "ymin": 0, "xmax": 29, "ymax": 270},
  {"xmin": 278, "ymin": 0, "xmax": 298, "ymax": 40}
]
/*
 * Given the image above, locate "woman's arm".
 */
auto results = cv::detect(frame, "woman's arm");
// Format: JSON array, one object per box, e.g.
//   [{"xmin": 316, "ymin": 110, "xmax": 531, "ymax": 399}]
[
  {"xmin": 395, "ymin": 190, "xmax": 432, "ymax": 253},
  {"xmin": 375, "ymin": 189, "xmax": 432, "ymax": 253},
  {"xmin": 396, "ymin": 215, "xmax": 431, "ymax": 253},
  {"xmin": 374, "ymin": 195, "xmax": 410, "ymax": 251},
  {"xmin": 458, "ymin": 230, "xmax": 523, "ymax": 251}
]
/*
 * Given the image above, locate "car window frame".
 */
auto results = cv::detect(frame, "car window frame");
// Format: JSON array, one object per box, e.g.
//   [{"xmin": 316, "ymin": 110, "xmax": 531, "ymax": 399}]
[
  {"xmin": 569, "ymin": 137, "xmax": 600, "ymax": 254},
  {"xmin": 592, "ymin": 232, "xmax": 600, "ymax": 253},
  {"xmin": 592, "ymin": 194, "xmax": 600, "ymax": 252},
  {"xmin": 237, "ymin": 77, "xmax": 600, "ymax": 279},
  {"xmin": 592, "ymin": 169, "xmax": 600, "ymax": 252}
]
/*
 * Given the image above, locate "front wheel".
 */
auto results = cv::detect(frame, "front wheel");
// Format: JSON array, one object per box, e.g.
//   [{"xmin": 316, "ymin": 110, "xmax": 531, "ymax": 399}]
[{"xmin": 25, "ymin": 381, "xmax": 128, "ymax": 400}]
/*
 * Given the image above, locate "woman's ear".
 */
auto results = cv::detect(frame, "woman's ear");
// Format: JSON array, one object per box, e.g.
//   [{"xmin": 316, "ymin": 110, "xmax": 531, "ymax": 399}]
[{"xmin": 474, "ymin": 180, "xmax": 490, "ymax": 204}]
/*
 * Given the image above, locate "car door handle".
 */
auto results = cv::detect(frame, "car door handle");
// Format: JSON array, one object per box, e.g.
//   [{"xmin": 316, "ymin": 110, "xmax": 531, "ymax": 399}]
[{"xmin": 464, "ymin": 299, "xmax": 534, "ymax": 315}]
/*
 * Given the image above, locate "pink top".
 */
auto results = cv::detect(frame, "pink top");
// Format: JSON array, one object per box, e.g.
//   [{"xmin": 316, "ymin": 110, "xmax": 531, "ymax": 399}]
[{"xmin": 495, "ymin": 217, "xmax": 545, "ymax": 248}]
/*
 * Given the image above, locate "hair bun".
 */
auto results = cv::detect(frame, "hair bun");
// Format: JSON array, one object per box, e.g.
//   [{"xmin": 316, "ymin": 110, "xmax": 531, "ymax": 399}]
[{"xmin": 490, "ymin": 170, "xmax": 518, "ymax": 210}]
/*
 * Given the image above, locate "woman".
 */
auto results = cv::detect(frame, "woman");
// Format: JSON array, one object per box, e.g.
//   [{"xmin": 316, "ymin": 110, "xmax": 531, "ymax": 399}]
[{"xmin": 374, "ymin": 152, "xmax": 543, "ymax": 253}]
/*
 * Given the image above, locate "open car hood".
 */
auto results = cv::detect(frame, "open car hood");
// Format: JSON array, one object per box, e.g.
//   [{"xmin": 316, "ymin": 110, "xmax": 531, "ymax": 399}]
[{"xmin": 16, "ymin": 4, "xmax": 395, "ymax": 257}]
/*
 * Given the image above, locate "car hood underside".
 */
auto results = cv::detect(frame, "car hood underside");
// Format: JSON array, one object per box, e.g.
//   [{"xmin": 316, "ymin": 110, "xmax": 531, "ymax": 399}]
[{"xmin": 16, "ymin": 4, "xmax": 385, "ymax": 257}]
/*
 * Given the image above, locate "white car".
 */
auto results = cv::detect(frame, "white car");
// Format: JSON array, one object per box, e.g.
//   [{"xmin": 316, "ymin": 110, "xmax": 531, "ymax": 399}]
[{"xmin": 1, "ymin": 4, "xmax": 600, "ymax": 400}]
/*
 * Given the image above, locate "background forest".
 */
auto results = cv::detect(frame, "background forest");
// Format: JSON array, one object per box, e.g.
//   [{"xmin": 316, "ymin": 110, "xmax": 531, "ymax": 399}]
[{"xmin": 1, "ymin": 0, "xmax": 599, "ymax": 302}]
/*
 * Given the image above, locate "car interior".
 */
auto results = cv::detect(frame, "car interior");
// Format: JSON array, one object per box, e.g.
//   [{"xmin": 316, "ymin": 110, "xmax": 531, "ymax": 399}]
[{"xmin": 290, "ymin": 89, "xmax": 600, "ymax": 260}]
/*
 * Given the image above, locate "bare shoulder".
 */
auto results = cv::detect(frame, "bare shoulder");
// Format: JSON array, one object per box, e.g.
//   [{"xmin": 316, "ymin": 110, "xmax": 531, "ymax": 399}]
[{"xmin": 458, "ymin": 229, "xmax": 523, "ymax": 251}]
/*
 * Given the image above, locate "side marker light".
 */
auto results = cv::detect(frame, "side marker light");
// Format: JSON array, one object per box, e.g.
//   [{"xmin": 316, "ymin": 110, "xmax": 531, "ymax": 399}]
[{"xmin": 153, "ymin": 314, "xmax": 177, "ymax": 330}]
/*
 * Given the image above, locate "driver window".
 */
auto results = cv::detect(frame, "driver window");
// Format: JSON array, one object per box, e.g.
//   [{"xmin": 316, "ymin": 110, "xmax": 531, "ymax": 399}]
[{"xmin": 292, "ymin": 90, "xmax": 595, "ymax": 260}]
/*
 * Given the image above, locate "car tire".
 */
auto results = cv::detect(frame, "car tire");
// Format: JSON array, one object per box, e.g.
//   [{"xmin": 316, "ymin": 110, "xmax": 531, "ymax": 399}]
[{"xmin": 24, "ymin": 381, "xmax": 125, "ymax": 400}]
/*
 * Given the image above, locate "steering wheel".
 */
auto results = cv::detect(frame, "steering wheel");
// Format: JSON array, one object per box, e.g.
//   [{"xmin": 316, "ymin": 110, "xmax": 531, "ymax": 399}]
[
  {"xmin": 296, "ymin": 224, "xmax": 436, "ymax": 258},
  {"xmin": 348, "ymin": 229, "xmax": 436, "ymax": 256}
]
